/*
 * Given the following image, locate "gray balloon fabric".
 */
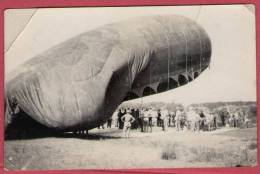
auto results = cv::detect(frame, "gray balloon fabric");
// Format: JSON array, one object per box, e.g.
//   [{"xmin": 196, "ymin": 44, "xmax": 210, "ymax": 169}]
[{"xmin": 5, "ymin": 15, "xmax": 211, "ymax": 131}]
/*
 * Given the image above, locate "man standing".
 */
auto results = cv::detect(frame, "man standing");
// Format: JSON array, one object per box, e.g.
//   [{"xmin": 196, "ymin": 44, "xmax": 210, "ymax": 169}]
[
  {"xmin": 199, "ymin": 110, "xmax": 206, "ymax": 130},
  {"xmin": 170, "ymin": 111, "xmax": 176, "ymax": 127},
  {"xmin": 161, "ymin": 108, "xmax": 169, "ymax": 131},
  {"xmin": 121, "ymin": 109, "xmax": 136, "ymax": 138},
  {"xmin": 220, "ymin": 111, "xmax": 226, "ymax": 127},
  {"xmin": 234, "ymin": 110, "xmax": 240, "ymax": 128},
  {"xmin": 188, "ymin": 107, "xmax": 200, "ymax": 132},
  {"xmin": 157, "ymin": 110, "xmax": 162, "ymax": 127},
  {"xmin": 132, "ymin": 108, "xmax": 139, "ymax": 129},
  {"xmin": 175, "ymin": 107, "xmax": 182, "ymax": 131},
  {"xmin": 206, "ymin": 111, "xmax": 215, "ymax": 131},
  {"xmin": 243, "ymin": 111, "xmax": 250, "ymax": 128},
  {"xmin": 118, "ymin": 109, "xmax": 124, "ymax": 129},
  {"xmin": 143, "ymin": 108, "xmax": 151, "ymax": 133},
  {"xmin": 147, "ymin": 108, "xmax": 154, "ymax": 133},
  {"xmin": 112, "ymin": 110, "xmax": 119, "ymax": 127},
  {"xmin": 107, "ymin": 117, "xmax": 112, "ymax": 128},
  {"xmin": 139, "ymin": 108, "xmax": 145, "ymax": 132}
]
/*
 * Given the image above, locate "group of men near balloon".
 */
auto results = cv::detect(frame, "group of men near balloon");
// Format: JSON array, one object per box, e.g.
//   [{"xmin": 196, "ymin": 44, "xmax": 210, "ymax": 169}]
[{"xmin": 108, "ymin": 106, "xmax": 251, "ymax": 138}]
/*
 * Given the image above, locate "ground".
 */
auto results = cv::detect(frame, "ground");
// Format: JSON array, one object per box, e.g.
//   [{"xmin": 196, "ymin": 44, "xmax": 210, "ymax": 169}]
[{"xmin": 4, "ymin": 126, "xmax": 257, "ymax": 170}]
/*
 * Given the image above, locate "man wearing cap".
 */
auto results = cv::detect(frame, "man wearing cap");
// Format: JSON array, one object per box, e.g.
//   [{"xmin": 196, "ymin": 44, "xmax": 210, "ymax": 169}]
[{"xmin": 121, "ymin": 109, "xmax": 136, "ymax": 138}]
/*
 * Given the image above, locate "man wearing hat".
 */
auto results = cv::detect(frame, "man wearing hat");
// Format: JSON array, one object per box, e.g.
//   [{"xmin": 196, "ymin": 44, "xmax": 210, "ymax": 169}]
[{"xmin": 121, "ymin": 109, "xmax": 136, "ymax": 138}]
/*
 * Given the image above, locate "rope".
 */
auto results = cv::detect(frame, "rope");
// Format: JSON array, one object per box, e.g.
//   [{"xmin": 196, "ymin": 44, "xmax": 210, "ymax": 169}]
[
  {"xmin": 177, "ymin": 18, "xmax": 188, "ymax": 85},
  {"xmin": 141, "ymin": 96, "xmax": 143, "ymax": 108},
  {"xmin": 225, "ymin": 102, "xmax": 231, "ymax": 114},
  {"xmin": 149, "ymin": 54, "xmax": 151, "ymax": 95},
  {"xmin": 178, "ymin": 18, "xmax": 189, "ymax": 79},
  {"xmin": 199, "ymin": 30, "xmax": 202, "ymax": 73},
  {"xmin": 181, "ymin": 25, "xmax": 189, "ymax": 79},
  {"xmin": 127, "ymin": 50, "xmax": 132, "ymax": 91},
  {"xmin": 195, "ymin": 24, "xmax": 203, "ymax": 73},
  {"xmin": 168, "ymin": 52, "xmax": 170, "ymax": 89},
  {"xmin": 185, "ymin": 36, "xmax": 188, "ymax": 77},
  {"xmin": 166, "ymin": 26, "xmax": 171, "ymax": 90},
  {"xmin": 195, "ymin": 6, "xmax": 202, "ymax": 21},
  {"xmin": 196, "ymin": 6, "xmax": 203, "ymax": 74}
]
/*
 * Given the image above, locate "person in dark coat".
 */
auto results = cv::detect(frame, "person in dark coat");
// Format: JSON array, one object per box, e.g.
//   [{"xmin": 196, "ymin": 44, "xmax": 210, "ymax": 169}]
[
  {"xmin": 118, "ymin": 109, "xmax": 125, "ymax": 129},
  {"xmin": 130, "ymin": 108, "xmax": 137, "ymax": 129},
  {"xmin": 139, "ymin": 108, "xmax": 145, "ymax": 132},
  {"xmin": 107, "ymin": 117, "xmax": 112, "ymax": 128},
  {"xmin": 220, "ymin": 111, "xmax": 225, "ymax": 127},
  {"xmin": 131, "ymin": 108, "xmax": 139, "ymax": 129},
  {"xmin": 199, "ymin": 111, "xmax": 206, "ymax": 130},
  {"xmin": 157, "ymin": 110, "xmax": 162, "ymax": 127}
]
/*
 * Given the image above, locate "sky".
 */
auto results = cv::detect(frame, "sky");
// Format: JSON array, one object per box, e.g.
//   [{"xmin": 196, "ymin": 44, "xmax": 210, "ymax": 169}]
[{"xmin": 4, "ymin": 5, "xmax": 256, "ymax": 106}]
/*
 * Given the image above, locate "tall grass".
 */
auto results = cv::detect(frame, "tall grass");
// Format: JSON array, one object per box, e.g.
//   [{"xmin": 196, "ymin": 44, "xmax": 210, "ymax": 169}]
[
  {"xmin": 161, "ymin": 143, "xmax": 257, "ymax": 167},
  {"xmin": 161, "ymin": 143, "xmax": 178, "ymax": 160}
]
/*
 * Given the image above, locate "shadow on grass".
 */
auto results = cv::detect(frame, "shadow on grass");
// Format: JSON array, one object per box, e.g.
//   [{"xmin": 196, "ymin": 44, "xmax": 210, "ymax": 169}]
[
  {"xmin": 6, "ymin": 129, "xmax": 122, "ymax": 141},
  {"xmin": 5, "ymin": 112, "xmax": 121, "ymax": 141}
]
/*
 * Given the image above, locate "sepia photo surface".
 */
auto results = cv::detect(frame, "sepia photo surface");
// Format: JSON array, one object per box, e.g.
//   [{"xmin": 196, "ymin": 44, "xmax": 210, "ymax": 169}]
[{"xmin": 4, "ymin": 5, "xmax": 257, "ymax": 170}]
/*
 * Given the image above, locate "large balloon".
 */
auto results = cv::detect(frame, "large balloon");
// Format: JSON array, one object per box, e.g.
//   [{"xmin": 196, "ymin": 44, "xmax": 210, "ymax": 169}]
[{"xmin": 5, "ymin": 15, "xmax": 211, "ymax": 131}]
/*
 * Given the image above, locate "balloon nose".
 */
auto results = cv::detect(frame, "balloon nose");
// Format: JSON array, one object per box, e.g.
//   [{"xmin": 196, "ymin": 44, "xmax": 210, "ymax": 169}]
[{"xmin": 201, "ymin": 34, "xmax": 212, "ymax": 71}]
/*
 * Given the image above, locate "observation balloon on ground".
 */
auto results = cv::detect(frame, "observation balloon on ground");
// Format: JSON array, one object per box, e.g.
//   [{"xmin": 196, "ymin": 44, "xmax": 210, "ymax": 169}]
[{"xmin": 5, "ymin": 15, "xmax": 211, "ymax": 131}]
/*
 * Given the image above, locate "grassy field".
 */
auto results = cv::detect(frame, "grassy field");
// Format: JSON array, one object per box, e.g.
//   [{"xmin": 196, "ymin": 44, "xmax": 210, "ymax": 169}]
[{"xmin": 4, "ymin": 127, "xmax": 257, "ymax": 170}]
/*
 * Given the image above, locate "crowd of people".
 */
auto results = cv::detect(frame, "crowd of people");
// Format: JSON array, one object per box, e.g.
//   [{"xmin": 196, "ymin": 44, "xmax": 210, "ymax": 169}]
[
  {"xmin": 101, "ymin": 106, "xmax": 252, "ymax": 138},
  {"xmin": 5, "ymin": 95, "xmax": 252, "ymax": 139}
]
